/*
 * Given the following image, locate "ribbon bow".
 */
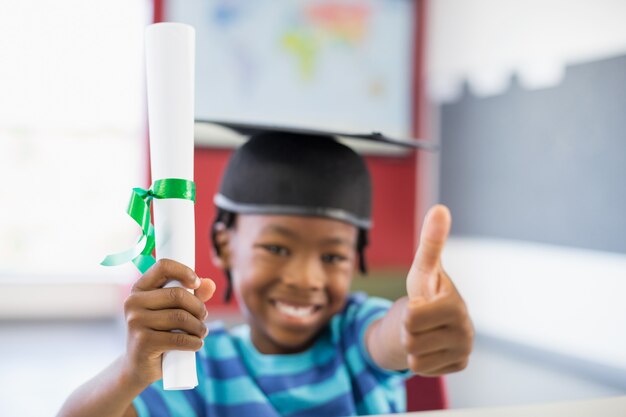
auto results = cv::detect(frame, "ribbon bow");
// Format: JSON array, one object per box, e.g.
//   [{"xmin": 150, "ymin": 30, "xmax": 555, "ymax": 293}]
[{"xmin": 101, "ymin": 178, "xmax": 196, "ymax": 273}]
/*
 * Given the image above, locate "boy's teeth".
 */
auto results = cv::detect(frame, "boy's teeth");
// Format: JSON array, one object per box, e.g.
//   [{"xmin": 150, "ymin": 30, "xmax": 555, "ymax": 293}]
[{"xmin": 275, "ymin": 301, "xmax": 315, "ymax": 318}]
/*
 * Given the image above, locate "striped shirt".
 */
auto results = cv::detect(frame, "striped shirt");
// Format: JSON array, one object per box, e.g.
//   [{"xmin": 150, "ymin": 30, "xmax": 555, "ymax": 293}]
[{"xmin": 133, "ymin": 292, "xmax": 410, "ymax": 417}]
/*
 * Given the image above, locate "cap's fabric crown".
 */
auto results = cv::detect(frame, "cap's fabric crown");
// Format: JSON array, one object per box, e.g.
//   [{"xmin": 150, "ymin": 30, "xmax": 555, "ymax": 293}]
[{"xmin": 215, "ymin": 131, "xmax": 372, "ymax": 228}]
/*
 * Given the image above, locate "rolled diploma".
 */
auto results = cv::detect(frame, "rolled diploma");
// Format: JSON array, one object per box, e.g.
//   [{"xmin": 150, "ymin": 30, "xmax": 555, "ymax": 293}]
[{"xmin": 145, "ymin": 23, "xmax": 197, "ymax": 390}]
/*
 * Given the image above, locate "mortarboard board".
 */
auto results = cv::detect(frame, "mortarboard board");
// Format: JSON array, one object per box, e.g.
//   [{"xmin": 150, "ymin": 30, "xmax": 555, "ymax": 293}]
[
  {"xmin": 197, "ymin": 120, "xmax": 438, "ymax": 152},
  {"xmin": 195, "ymin": 119, "xmax": 439, "ymax": 156}
]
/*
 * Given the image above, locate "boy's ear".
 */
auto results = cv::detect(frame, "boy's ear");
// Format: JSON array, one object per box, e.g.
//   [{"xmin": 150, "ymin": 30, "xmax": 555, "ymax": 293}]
[{"xmin": 211, "ymin": 222, "xmax": 232, "ymax": 269}]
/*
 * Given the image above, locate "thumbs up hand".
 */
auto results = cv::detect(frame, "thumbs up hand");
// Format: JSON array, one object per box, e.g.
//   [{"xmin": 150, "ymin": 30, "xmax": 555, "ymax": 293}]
[{"xmin": 402, "ymin": 205, "xmax": 473, "ymax": 375}]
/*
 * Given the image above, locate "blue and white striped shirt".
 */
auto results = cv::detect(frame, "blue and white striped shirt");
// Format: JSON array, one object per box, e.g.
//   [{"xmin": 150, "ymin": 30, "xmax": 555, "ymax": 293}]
[{"xmin": 133, "ymin": 292, "xmax": 410, "ymax": 417}]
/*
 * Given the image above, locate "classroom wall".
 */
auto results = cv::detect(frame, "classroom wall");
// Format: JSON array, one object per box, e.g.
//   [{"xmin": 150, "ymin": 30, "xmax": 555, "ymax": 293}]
[{"xmin": 426, "ymin": 0, "xmax": 626, "ymax": 391}]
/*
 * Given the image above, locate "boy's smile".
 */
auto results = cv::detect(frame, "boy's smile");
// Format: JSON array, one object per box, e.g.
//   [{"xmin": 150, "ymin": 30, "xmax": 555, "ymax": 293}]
[
  {"xmin": 272, "ymin": 300, "xmax": 321, "ymax": 320},
  {"xmin": 219, "ymin": 214, "xmax": 357, "ymax": 355}
]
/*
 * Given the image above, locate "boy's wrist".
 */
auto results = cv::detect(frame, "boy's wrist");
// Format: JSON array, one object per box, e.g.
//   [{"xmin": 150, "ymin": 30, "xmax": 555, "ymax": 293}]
[{"xmin": 117, "ymin": 356, "xmax": 152, "ymax": 395}]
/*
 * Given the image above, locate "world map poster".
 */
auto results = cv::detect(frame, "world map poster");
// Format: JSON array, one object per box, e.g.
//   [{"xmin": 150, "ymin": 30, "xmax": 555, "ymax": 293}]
[{"xmin": 167, "ymin": 0, "xmax": 415, "ymax": 138}]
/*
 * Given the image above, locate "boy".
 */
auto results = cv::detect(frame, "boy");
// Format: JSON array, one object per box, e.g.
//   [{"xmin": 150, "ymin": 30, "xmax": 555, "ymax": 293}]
[{"xmin": 58, "ymin": 129, "xmax": 473, "ymax": 417}]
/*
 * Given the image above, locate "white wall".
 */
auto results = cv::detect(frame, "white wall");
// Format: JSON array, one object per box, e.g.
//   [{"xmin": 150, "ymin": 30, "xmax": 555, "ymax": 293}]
[
  {"xmin": 427, "ymin": 0, "xmax": 626, "ymax": 99},
  {"xmin": 0, "ymin": 0, "xmax": 149, "ymax": 286},
  {"xmin": 427, "ymin": 0, "xmax": 626, "ymax": 383},
  {"xmin": 443, "ymin": 238, "xmax": 626, "ymax": 372}
]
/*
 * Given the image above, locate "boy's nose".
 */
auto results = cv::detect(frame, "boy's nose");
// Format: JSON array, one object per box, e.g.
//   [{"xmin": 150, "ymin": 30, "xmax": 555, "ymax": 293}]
[{"xmin": 283, "ymin": 256, "xmax": 326, "ymax": 290}]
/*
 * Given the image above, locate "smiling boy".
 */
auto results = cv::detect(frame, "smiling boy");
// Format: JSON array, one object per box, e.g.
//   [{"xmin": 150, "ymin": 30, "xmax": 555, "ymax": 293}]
[
  {"xmin": 220, "ymin": 215, "xmax": 358, "ymax": 355},
  {"xmin": 58, "ymin": 129, "xmax": 473, "ymax": 417}
]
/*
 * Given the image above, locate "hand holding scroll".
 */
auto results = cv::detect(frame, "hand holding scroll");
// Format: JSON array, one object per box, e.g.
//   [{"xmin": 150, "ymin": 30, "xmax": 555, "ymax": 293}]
[{"xmin": 123, "ymin": 260, "xmax": 216, "ymax": 387}]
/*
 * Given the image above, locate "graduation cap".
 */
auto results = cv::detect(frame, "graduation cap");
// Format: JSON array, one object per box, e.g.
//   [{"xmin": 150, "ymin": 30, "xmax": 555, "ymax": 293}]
[
  {"xmin": 201, "ymin": 120, "xmax": 437, "ymax": 301},
  {"xmin": 200, "ymin": 119, "xmax": 437, "ymax": 229}
]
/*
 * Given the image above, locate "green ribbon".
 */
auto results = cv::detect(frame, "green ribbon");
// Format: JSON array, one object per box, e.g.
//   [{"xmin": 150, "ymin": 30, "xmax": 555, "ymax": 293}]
[{"xmin": 101, "ymin": 178, "xmax": 196, "ymax": 273}]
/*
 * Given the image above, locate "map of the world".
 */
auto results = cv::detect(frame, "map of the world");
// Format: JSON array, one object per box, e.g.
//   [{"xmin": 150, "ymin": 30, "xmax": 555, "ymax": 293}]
[{"xmin": 168, "ymin": 0, "xmax": 415, "ymax": 137}]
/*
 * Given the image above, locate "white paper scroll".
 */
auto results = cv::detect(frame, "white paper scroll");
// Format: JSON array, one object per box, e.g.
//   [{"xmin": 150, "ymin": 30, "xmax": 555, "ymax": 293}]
[{"xmin": 145, "ymin": 22, "xmax": 197, "ymax": 390}]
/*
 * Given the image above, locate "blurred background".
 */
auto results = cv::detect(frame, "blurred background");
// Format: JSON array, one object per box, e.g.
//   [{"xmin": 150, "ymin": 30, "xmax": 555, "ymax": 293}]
[{"xmin": 0, "ymin": 0, "xmax": 625, "ymax": 416}]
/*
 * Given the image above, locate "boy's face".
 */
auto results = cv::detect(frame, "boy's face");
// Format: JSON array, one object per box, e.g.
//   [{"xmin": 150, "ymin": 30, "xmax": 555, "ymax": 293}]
[{"xmin": 219, "ymin": 214, "xmax": 358, "ymax": 354}]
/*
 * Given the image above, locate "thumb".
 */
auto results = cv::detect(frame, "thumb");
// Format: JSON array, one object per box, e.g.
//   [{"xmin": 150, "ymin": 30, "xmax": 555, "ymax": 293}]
[
  {"xmin": 195, "ymin": 278, "xmax": 217, "ymax": 303},
  {"xmin": 406, "ymin": 204, "xmax": 451, "ymax": 299}
]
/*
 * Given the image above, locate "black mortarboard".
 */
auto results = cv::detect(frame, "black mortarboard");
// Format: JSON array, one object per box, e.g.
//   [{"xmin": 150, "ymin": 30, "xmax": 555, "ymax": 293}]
[
  {"xmin": 201, "ymin": 120, "xmax": 436, "ymax": 229},
  {"xmin": 200, "ymin": 120, "xmax": 436, "ymax": 301}
]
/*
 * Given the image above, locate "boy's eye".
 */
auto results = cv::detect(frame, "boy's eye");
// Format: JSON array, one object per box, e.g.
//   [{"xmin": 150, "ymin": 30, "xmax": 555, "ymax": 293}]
[
  {"xmin": 261, "ymin": 244, "xmax": 290, "ymax": 257},
  {"xmin": 321, "ymin": 253, "xmax": 349, "ymax": 264}
]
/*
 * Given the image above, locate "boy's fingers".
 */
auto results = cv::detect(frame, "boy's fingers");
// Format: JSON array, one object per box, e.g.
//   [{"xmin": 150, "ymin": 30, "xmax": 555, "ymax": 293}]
[
  {"xmin": 406, "ymin": 205, "xmax": 451, "ymax": 299},
  {"xmin": 142, "ymin": 330, "xmax": 204, "ymax": 353},
  {"xmin": 421, "ymin": 361, "xmax": 469, "ymax": 376},
  {"xmin": 408, "ymin": 349, "xmax": 468, "ymax": 376},
  {"xmin": 195, "ymin": 278, "xmax": 217, "ymax": 303},
  {"xmin": 132, "ymin": 259, "xmax": 200, "ymax": 292},
  {"xmin": 404, "ymin": 298, "xmax": 453, "ymax": 334},
  {"xmin": 404, "ymin": 287, "xmax": 466, "ymax": 333},
  {"xmin": 140, "ymin": 309, "xmax": 208, "ymax": 338},
  {"xmin": 402, "ymin": 327, "xmax": 458, "ymax": 356},
  {"xmin": 127, "ymin": 287, "xmax": 207, "ymax": 321}
]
